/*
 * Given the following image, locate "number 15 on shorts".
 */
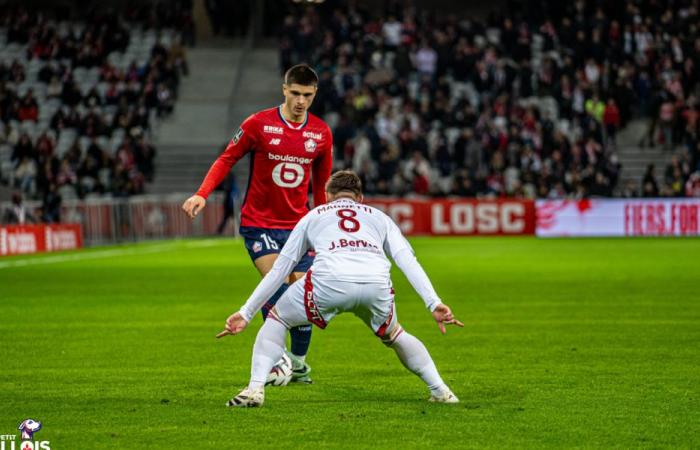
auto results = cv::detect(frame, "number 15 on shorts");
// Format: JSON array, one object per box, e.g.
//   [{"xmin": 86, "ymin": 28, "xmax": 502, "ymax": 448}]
[{"xmin": 260, "ymin": 233, "xmax": 279, "ymax": 250}]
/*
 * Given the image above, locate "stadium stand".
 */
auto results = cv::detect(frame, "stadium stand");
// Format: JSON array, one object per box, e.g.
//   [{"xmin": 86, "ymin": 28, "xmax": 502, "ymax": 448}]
[
  {"xmin": 0, "ymin": 5, "xmax": 190, "ymax": 205},
  {"xmin": 279, "ymin": 0, "xmax": 700, "ymax": 198}
]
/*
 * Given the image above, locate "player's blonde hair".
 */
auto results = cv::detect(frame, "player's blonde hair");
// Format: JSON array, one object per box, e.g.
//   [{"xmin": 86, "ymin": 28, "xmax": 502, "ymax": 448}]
[{"xmin": 325, "ymin": 170, "xmax": 363, "ymax": 197}]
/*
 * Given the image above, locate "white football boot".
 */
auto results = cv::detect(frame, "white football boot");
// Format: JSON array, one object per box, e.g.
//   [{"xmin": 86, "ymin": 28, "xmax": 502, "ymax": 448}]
[
  {"xmin": 226, "ymin": 387, "xmax": 265, "ymax": 407},
  {"xmin": 428, "ymin": 389, "xmax": 460, "ymax": 403}
]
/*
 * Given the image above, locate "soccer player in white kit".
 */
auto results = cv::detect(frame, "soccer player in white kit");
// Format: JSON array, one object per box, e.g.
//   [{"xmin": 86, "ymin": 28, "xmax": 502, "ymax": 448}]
[{"xmin": 217, "ymin": 170, "xmax": 463, "ymax": 407}]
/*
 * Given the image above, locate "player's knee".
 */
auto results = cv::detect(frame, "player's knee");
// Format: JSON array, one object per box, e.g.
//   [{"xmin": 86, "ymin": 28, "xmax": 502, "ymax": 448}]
[
  {"xmin": 267, "ymin": 306, "xmax": 291, "ymax": 329},
  {"xmin": 380, "ymin": 322, "xmax": 404, "ymax": 347}
]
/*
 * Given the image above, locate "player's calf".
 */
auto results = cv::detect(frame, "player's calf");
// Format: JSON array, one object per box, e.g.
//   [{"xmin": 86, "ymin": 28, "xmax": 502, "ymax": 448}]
[{"xmin": 385, "ymin": 324, "xmax": 458, "ymax": 403}]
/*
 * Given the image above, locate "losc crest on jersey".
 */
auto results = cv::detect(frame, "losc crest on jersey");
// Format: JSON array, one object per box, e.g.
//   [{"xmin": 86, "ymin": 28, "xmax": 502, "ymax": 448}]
[
  {"xmin": 232, "ymin": 127, "xmax": 244, "ymax": 144},
  {"xmin": 304, "ymin": 139, "xmax": 317, "ymax": 152}
]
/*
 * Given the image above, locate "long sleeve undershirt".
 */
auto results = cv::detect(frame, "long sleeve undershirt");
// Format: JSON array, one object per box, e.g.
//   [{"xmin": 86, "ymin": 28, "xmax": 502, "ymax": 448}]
[
  {"xmin": 239, "ymin": 255, "xmax": 297, "ymax": 322},
  {"xmin": 392, "ymin": 248, "xmax": 442, "ymax": 312}
]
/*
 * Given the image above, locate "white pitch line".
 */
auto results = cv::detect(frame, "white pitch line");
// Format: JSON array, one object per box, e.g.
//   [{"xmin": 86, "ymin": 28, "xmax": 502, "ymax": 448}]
[{"xmin": 0, "ymin": 239, "xmax": 229, "ymax": 269}]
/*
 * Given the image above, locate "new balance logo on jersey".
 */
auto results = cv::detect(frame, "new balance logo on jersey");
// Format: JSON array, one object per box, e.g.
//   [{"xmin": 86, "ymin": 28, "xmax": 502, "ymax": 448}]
[
  {"xmin": 264, "ymin": 125, "xmax": 284, "ymax": 135},
  {"xmin": 269, "ymin": 138, "xmax": 281, "ymax": 145}
]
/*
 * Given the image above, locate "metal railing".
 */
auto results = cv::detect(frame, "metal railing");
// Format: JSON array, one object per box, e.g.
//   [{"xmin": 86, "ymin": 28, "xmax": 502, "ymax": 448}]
[{"xmin": 1, "ymin": 192, "xmax": 235, "ymax": 246}]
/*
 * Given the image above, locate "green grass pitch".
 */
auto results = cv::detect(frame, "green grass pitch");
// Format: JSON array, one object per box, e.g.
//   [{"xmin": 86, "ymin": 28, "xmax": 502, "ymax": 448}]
[{"xmin": 1, "ymin": 237, "xmax": 698, "ymax": 449}]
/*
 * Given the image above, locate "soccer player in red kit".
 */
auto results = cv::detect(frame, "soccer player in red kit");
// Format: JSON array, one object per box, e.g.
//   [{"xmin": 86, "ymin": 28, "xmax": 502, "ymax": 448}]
[{"xmin": 182, "ymin": 64, "xmax": 333, "ymax": 383}]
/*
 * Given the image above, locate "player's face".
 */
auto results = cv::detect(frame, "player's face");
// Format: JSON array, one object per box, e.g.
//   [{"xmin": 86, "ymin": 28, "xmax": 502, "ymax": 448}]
[{"xmin": 282, "ymin": 83, "xmax": 317, "ymax": 118}]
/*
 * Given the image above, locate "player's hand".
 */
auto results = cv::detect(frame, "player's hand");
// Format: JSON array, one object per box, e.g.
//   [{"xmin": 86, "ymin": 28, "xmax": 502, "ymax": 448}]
[
  {"xmin": 182, "ymin": 195, "xmax": 206, "ymax": 219},
  {"xmin": 432, "ymin": 304, "xmax": 464, "ymax": 334},
  {"xmin": 216, "ymin": 312, "xmax": 249, "ymax": 338}
]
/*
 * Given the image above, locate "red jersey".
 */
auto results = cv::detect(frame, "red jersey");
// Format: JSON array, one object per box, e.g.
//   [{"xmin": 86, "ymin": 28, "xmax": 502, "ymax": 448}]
[{"xmin": 196, "ymin": 106, "xmax": 333, "ymax": 229}]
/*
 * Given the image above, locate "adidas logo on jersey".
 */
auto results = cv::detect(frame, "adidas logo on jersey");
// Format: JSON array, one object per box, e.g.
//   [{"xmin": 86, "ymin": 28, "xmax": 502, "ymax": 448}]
[
  {"xmin": 269, "ymin": 138, "xmax": 281, "ymax": 145},
  {"xmin": 264, "ymin": 125, "xmax": 284, "ymax": 135}
]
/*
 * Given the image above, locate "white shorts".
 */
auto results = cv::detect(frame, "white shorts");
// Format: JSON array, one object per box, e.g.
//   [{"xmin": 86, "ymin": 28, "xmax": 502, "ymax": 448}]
[{"xmin": 270, "ymin": 271, "xmax": 398, "ymax": 339}]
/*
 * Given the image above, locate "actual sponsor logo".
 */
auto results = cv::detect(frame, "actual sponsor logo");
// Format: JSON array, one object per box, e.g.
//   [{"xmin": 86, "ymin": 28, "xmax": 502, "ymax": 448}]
[
  {"xmin": 304, "ymin": 139, "xmax": 317, "ymax": 152},
  {"xmin": 271, "ymin": 162, "xmax": 304, "ymax": 188},
  {"xmin": 232, "ymin": 127, "xmax": 244, "ymax": 144},
  {"xmin": 0, "ymin": 418, "xmax": 51, "ymax": 450},
  {"xmin": 302, "ymin": 131, "xmax": 322, "ymax": 140},
  {"xmin": 263, "ymin": 125, "xmax": 284, "ymax": 135},
  {"xmin": 268, "ymin": 138, "xmax": 281, "ymax": 145}
]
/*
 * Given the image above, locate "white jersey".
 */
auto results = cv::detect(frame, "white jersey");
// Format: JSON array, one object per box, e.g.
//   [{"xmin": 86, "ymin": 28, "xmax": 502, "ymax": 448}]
[
  {"xmin": 238, "ymin": 197, "xmax": 442, "ymax": 322},
  {"xmin": 279, "ymin": 198, "xmax": 411, "ymax": 283}
]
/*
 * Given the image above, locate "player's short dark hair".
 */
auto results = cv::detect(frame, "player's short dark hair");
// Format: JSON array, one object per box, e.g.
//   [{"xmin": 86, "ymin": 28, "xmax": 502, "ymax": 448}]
[
  {"xmin": 326, "ymin": 170, "xmax": 363, "ymax": 197},
  {"xmin": 284, "ymin": 64, "xmax": 319, "ymax": 86}
]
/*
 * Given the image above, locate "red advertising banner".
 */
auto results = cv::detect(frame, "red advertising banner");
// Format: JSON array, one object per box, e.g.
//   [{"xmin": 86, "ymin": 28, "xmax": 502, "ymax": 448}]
[
  {"xmin": 0, "ymin": 224, "xmax": 83, "ymax": 256},
  {"xmin": 365, "ymin": 198, "xmax": 536, "ymax": 236}
]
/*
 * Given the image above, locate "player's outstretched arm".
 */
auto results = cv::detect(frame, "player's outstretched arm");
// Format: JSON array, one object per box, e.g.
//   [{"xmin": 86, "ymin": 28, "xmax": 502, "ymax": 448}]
[
  {"xmin": 431, "ymin": 304, "xmax": 464, "ymax": 334},
  {"xmin": 182, "ymin": 194, "xmax": 206, "ymax": 219},
  {"xmin": 215, "ymin": 254, "xmax": 297, "ymax": 339}
]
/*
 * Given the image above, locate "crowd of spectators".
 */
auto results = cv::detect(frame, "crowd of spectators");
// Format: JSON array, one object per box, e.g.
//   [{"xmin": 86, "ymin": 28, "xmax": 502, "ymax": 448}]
[
  {"xmin": 280, "ymin": 0, "xmax": 700, "ymax": 198},
  {"xmin": 0, "ymin": 5, "xmax": 190, "ymax": 216}
]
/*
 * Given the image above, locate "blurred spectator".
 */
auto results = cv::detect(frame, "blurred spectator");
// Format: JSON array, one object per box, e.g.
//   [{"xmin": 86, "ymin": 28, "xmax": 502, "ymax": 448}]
[
  {"xmin": 642, "ymin": 164, "xmax": 659, "ymax": 197},
  {"xmin": 603, "ymin": 99, "xmax": 621, "ymax": 148},
  {"xmin": 17, "ymin": 89, "xmax": 38, "ymax": 121},
  {"xmin": 686, "ymin": 172, "xmax": 700, "ymax": 197},
  {"xmin": 41, "ymin": 183, "xmax": 62, "ymax": 223},
  {"xmin": 2, "ymin": 192, "xmax": 36, "ymax": 224},
  {"xmin": 216, "ymin": 173, "xmax": 239, "ymax": 235}
]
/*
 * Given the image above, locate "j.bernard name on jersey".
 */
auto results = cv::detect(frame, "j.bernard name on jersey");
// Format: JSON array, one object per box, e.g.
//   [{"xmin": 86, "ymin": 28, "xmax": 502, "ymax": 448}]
[{"xmin": 328, "ymin": 238, "xmax": 382, "ymax": 254}]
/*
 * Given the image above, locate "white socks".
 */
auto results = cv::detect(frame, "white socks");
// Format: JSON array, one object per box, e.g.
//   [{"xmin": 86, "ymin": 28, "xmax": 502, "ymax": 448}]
[
  {"xmin": 248, "ymin": 319, "xmax": 287, "ymax": 389},
  {"xmin": 391, "ymin": 331, "xmax": 449, "ymax": 395},
  {"xmin": 246, "ymin": 319, "xmax": 449, "ymax": 396}
]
